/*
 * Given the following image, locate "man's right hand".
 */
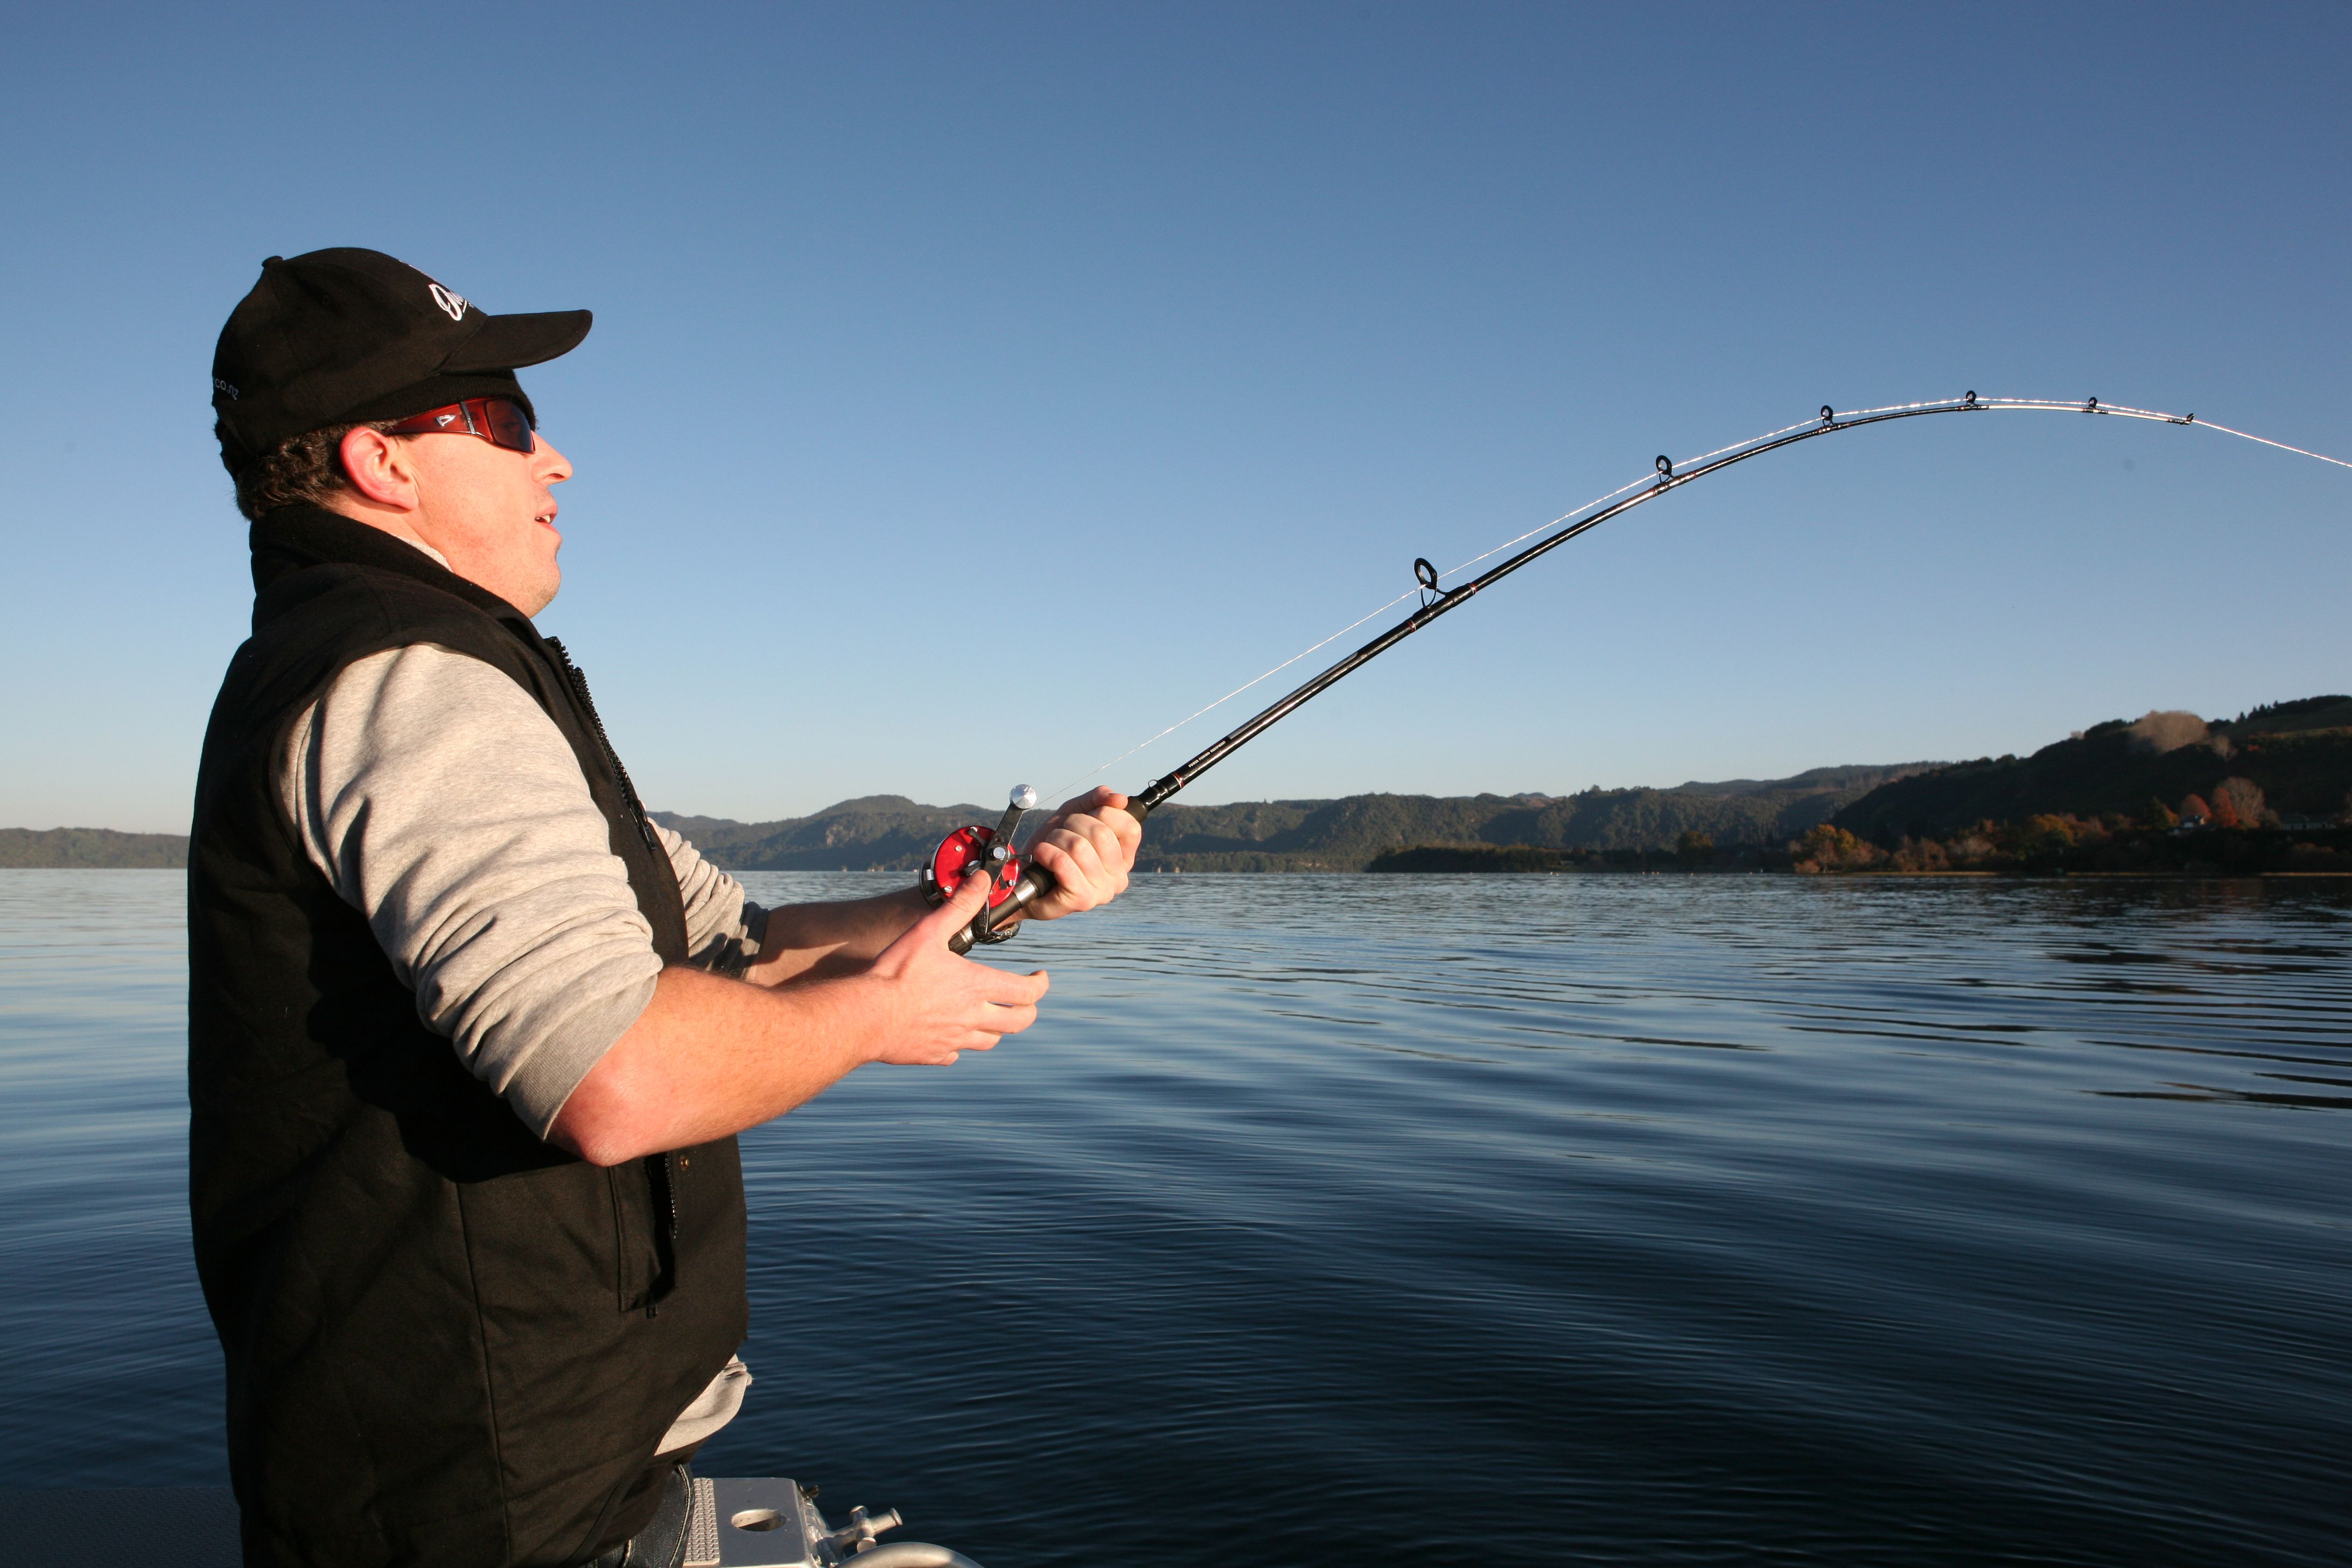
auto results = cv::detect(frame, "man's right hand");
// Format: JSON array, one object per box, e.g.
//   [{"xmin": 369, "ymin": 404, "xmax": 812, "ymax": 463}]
[
  {"xmin": 551, "ymin": 866, "xmax": 1052, "ymax": 1166},
  {"xmin": 859, "ymin": 871, "xmax": 1050, "ymax": 1065}
]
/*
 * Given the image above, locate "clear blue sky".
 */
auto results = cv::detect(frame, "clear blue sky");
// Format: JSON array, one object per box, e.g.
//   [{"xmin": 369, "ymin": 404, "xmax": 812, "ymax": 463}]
[{"xmin": 3, "ymin": 3, "xmax": 2346, "ymax": 831}]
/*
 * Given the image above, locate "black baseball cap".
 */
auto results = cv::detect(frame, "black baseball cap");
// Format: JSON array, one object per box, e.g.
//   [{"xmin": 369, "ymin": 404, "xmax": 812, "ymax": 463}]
[{"xmin": 211, "ymin": 248, "xmax": 591, "ymax": 477}]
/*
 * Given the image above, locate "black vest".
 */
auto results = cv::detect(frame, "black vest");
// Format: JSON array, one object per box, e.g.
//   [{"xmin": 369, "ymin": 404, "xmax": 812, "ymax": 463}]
[{"xmin": 188, "ymin": 506, "xmax": 748, "ymax": 1568}]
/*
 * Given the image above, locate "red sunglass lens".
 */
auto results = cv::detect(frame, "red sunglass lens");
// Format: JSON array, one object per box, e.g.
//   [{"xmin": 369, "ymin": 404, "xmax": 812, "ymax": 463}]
[{"xmin": 481, "ymin": 399, "xmax": 535, "ymax": 453}]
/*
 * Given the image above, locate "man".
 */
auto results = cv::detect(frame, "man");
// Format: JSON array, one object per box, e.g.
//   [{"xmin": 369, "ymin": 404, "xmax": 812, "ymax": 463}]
[{"xmin": 190, "ymin": 248, "xmax": 1140, "ymax": 1568}]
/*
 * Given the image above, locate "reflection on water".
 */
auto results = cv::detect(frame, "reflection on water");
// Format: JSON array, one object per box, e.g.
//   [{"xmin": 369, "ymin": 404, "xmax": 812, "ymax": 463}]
[{"xmin": 2, "ymin": 871, "xmax": 2348, "ymax": 1565}]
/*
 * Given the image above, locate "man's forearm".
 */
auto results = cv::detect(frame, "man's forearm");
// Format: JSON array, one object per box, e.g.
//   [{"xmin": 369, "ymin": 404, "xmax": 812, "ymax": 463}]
[
  {"xmin": 747, "ymin": 886, "xmax": 932, "ymax": 985},
  {"xmin": 549, "ymin": 966, "xmax": 884, "ymax": 1164},
  {"xmin": 549, "ymin": 878, "xmax": 1053, "ymax": 1166}
]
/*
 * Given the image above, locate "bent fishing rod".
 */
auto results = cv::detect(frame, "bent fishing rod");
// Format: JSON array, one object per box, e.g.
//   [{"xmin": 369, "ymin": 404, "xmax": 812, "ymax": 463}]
[{"xmin": 931, "ymin": 392, "xmax": 2349, "ymax": 953}]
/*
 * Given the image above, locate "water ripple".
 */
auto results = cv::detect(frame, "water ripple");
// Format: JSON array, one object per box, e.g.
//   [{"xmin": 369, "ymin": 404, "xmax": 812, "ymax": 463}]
[{"xmin": 3, "ymin": 871, "xmax": 2348, "ymax": 1565}]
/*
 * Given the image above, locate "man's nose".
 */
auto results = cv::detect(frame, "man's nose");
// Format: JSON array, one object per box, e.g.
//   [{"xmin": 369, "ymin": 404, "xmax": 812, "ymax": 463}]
[{"xmin": 537, "ymin": 439, "xmax": 573, "ymax": 483}]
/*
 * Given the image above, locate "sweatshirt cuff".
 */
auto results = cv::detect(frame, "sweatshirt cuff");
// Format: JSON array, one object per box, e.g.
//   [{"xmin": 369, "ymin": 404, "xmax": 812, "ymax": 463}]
[{"xmin": 504, "ymin": 970, "xmax": 662, "ymax": 1138}]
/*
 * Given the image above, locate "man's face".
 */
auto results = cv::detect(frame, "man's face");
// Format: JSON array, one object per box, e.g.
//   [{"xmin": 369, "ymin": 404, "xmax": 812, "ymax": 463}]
[{"xmin": 404, "ymin": 423, "xmax": 573, "ymax": 616}]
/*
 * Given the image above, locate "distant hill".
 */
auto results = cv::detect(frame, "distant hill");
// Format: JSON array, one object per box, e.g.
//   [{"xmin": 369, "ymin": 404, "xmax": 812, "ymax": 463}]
[
  {"xmin": 20, "ymin": 697, "xmax": 2341, "ymax": 876},
  {"xmin": 1834, "ymin": 696, "xmax": 2352, "ymax": 840},
  {"xmin": 0, "ymin": 828, "xmax": 188, "ymax": 868},
  {"xmin": 652, "ymin": 797, "xmax": 995, "ymax": 871},
  {"xmin": 656, "ymin": 765, "xmax": 1931, "ymax": 874}
]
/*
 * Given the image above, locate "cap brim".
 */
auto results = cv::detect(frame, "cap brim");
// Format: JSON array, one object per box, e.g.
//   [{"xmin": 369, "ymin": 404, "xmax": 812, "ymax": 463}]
[{"xmin": 442, "ymin": 309, "xmax": 592, "ymax": 374}]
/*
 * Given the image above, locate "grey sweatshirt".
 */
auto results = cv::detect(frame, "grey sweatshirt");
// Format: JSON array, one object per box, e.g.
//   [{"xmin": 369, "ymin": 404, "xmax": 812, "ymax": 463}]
[
  {"xmin": 277, "ymin": 630, "xmax": 764, "ymax": 1454},
  {"xmin": 279, "ymin": 642, "xmax": 764, "ymax": 1134}
]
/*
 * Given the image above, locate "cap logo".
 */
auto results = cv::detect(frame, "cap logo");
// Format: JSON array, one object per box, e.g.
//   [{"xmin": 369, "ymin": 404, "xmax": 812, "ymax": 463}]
[
  {"xmin": 212, "ymin": 376, "xmax": 240, "ymax": 401},
  {"xmin": 428, "ymin": 282, "xmax": 470, "ymax": 323}
]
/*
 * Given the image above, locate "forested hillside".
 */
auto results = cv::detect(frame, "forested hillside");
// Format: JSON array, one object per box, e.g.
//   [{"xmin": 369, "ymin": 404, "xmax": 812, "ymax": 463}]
[
  {"xmin": 0, "ymin": 828, "xmax": 188, "ymax": 868},
  {"xmin": 655, "ymin": 797, "xmax": 992, "ymax": 871},
  {"xmin": 19, "ymin": 698, "xmax": 2341, "ymax": 876},
  {"xmin": 1833, "ymin": 697, "xmax": 2352, "ymax": 841},
  {"xmin": 654, "ymin": 764, "xmax": 1928, "ymax": 873}
]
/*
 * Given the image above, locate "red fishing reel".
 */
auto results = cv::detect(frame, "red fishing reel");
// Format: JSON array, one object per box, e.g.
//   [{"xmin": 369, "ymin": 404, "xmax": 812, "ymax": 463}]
[
  {"xmin": 923, "ymin": 825, "xmax": 1025, "ymax": 909},
  {"xmin": 923, "ymin": 785, "xmax": 1040, "ymax": 947}
]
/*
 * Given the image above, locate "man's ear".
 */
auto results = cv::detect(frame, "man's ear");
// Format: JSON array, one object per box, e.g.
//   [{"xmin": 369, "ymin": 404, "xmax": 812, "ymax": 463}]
[{"xmin": 338, "ymin": 427, "xmax": 421, "ymax": 510}]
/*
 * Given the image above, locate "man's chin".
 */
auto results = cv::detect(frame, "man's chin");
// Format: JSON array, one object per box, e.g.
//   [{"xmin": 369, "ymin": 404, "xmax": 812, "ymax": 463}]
[{"xmin": 513, "ymin": 560, "xmax": 562, "ymax": 617}]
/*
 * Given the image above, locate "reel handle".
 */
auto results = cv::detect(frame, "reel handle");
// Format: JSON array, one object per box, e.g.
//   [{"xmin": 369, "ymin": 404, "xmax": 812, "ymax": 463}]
[{"xmin": 944, "ymin": 796, "xmax": 1156, "ymax": 955}]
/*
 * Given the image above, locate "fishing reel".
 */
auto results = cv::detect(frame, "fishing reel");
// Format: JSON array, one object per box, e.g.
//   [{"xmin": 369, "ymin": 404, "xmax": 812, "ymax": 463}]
[{"xmin": 925, "ymin": 785, "xmax": 1043, "ymax": 950}]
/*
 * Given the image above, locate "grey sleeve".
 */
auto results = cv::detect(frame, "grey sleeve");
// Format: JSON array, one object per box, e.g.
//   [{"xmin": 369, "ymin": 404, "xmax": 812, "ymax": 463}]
[
  {"xmin": 655, "ymin": 824, "xmax": 767, "ymax": 974},
  {"xmin": 280, "ymin": 644, "xmax": 664, "ymax": 1136}
]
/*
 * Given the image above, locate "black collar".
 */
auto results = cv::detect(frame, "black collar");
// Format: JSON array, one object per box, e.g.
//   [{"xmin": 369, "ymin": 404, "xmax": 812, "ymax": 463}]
[{"xmin": 250, "ymin": 504, "xmax": 533, "ymax": 628}]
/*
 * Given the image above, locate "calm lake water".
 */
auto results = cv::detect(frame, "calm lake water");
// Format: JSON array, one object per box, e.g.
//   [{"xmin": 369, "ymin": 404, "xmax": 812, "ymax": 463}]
[{"xmin": 2, "ymin": 869, "xmax": 2348, "ymax": 1565}]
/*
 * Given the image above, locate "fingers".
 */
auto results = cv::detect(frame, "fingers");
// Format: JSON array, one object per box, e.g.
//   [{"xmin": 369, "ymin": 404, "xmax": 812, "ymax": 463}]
[
  {"xmin": 908, "ymin": 857, "xmax": 999, "ymax": 945},
  {"xmin": 1104, "ymin": 793, "xmax": 1144, "ymax": 850},
  {"xmin": 981, "ymin": 999, "xmax": 1039, "ymax": 1036},
  {"xmin": 1052, "ymin": 812, "xmax": 1130, "ymax": 872},
  {"xmin": 1030, "ymin": 838, "xmax": 1104, "ymax": 912},
  {"xmin": 964, "ymin": 972, "xmax": 1045, "ymax": 1032},
  {"xmin": 947, "ymin": 1010, "xmax": 1026, "ymax": 1055},
  {"xmin": 933, "ymin": 996, "xmax": 1040, "ymax": 1060},
  {"xmin": 1076, "ymin": 805, "xmax": 1135, "ymax": 860},
  {"xmin": 1033, "ymin": 789, "xmax": 1141, "ymax": 911},
  {"xmin": 944, "ymin": 860, "xmax": 1000, "ymax": 916},
  {"xmin": 1030, "ymin": 813, "xmax": 1132, "ymax": 914},
  {"xmin": 1031, "ymin": 831, "xmax": 1097, "ymax": 881},
  {"xmin": 974, "ymin": 965, "xmax": 1050, "ymax": 1006},
  {"xmin": 1063, "ymin": 796, "xmax": 1142, "ymax": 860},
  {"xmin": 1055, "ymin": 785, "xmax": 1120, "ymax": 816},
  {"xmin": 875, "ymin": 984, "xmax": 1041, "ymax": 1067},
  {"xmin": 1051, "ymin": 789, "xmax": 1144, "ymax": 841}
]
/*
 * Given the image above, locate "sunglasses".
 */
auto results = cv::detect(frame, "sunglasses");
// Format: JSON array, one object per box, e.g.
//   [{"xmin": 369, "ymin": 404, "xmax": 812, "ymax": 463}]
[{"xmin": 382, "ymin": 397, "xmax": 536, "ymax": 454}]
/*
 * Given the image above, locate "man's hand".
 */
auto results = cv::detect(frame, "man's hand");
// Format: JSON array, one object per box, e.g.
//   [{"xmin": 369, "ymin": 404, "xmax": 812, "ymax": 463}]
[
  {"xmin": 549, "ymin": 867, "xmax": 1050, "ymax": 1165},
  {"xmin": 864, "ymin": 866, "xmax": 1051, "ymax": 1063},
  {"xmin": 1020, "ymin": 787, "xmax": 1143, "ymax": 921}
]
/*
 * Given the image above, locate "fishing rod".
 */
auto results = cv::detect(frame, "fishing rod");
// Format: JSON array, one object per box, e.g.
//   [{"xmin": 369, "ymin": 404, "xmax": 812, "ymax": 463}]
[{"xmin": 932, "ymin": 392, "xmax": 2348, "ymax": 953}]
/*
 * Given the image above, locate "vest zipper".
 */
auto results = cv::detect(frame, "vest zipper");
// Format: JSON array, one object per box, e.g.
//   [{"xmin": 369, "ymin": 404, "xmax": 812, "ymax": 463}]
[
  {"xmin": 646, "ymin": 1151, "xmax": 681, "ymax": 1317},
  {"xmin": 545, "ymin": 636, "xmax": 684, "ymax": 1320},
  {"xmin": 542, "ymin": 637, "xmax": 667, "ymax": 863}
]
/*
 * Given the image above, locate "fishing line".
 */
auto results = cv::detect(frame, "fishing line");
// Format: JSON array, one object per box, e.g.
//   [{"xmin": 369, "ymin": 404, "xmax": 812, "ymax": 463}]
[
  {"xmin": 1050, "ymin": 588, "xmax": 1422, "ymax": 799},
  {"xmin": 1046, "ymin": 393, "xmax": 2348, "ymax": 804}
]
